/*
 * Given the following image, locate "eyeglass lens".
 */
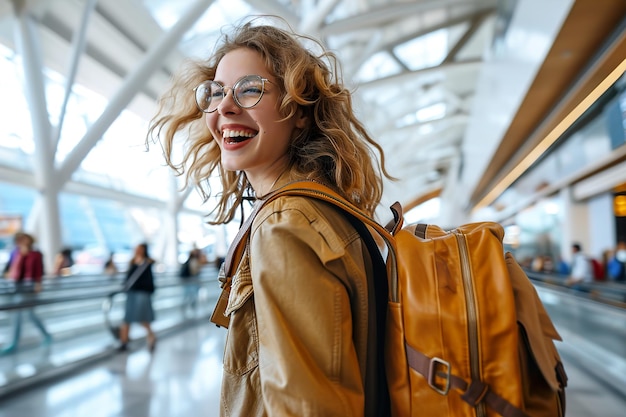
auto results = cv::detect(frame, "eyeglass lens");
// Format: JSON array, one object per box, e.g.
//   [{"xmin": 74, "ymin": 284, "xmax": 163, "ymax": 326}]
[{"xmin": 195, "ymin": 75, "xmax": 266, "ymax": 113}]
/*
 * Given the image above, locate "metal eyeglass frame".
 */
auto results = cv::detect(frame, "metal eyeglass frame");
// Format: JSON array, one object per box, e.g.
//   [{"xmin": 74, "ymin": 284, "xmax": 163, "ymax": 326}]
[{"xmin": 193, "ymin": 75, "xmax": 271, "ymax": 113}]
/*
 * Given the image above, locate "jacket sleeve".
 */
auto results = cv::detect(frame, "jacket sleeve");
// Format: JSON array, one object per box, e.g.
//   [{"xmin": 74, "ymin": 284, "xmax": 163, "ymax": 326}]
[
  {"xmin": 32, "ymin": 251, "xmax": 44, "ymax": 282},
  {"xmin": 249, "ymin": 206, "xmax": 365, "ymax": 416}
]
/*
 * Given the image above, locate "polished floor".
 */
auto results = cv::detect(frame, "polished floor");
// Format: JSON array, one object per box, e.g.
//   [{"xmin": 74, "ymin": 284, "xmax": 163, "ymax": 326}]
[
  {"xmin": 0, "ymin": 321, "xmax": 225, "ymax": 417},
  {"xmin": 1, "ymin": 286, "xmax": 626, "ymax": 416}
]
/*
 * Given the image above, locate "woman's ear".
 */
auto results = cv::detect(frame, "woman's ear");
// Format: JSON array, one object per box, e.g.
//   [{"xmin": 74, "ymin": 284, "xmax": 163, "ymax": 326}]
[{"xmin": 294, "ymin": 107, "xmax": 308, "ymax": 129}]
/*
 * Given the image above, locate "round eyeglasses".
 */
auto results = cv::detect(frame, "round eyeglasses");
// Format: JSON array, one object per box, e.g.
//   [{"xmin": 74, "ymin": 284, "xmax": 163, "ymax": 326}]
[{"xmin": 194, "ymin": 75, "xmax": 271, "ymax": 113}]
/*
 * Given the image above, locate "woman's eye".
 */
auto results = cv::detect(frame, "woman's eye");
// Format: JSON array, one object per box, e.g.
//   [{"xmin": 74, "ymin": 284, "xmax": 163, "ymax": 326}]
[{"xmin": 240, "ymin": 85, "xmax": 262, "ymax": 96}]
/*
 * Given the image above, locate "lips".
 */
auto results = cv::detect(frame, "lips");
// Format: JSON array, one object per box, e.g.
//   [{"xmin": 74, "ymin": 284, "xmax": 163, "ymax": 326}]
[{"xmin": 222, "ymin": 128, "xmax": 257, "ymax": 144}]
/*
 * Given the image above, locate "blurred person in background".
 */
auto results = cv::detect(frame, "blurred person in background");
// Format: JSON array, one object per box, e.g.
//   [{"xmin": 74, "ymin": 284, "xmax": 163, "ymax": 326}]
[
  {"xmin": 52, "ymin": 247, "xmax": 74, "ymax": 277},
  {"xmin": 118, "ymin": 243, "xmax": 156, "ymax": 353},
  {"xmin": 607, "ymin": 241, "xmax": 626, "ymax": 282},
  {"xmin": 565, "ymin": 242, "xmax": 593, "ymax": 290},
  {"xmin": 2, "ymin": 231, "xmax": 24, "ymax": 277},
  {"xmin": 1, "ymin": 232, "xmax": 51, "ymax": 355},
  {"xmin": 179, "ymin": 248, "xmax": 206, "ymax": 316},
  {"xmin": 103, "ymin": 251, "xmax": 119, "ymax": 277}
]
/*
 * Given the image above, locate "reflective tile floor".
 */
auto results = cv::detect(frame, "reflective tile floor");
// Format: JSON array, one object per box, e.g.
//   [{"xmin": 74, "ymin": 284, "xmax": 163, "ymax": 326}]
[
  {"xmin": 0, "ymin": 310, "xmax": 625, "ymax": 416},
  {"xmin": 0, "ymin": 322, "xmax": 226, "ymax": 417},
  {"xmin": 561, "ymin": 344, "xmax": 626, "ymax": 417}
]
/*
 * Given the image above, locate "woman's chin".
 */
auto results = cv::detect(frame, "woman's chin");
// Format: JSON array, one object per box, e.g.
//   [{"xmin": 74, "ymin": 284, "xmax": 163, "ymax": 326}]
[{"xmin": 220, "ymin": 158, "xmax": 245, "ymax": 173}]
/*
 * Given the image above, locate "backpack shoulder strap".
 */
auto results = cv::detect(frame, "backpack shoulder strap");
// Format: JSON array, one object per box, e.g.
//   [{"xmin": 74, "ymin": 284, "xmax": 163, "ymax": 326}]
[
  {"xmin": 222, "ymin": 181, "xmax": 399, "ymax": 284},
  {"xmin": 210, "ymin": 180, "xmax": 400, "ymax": 322},
  {"xmin": 211, "ymin": 180, "xmax": 393, "ymax": 415},
  {"xmin": 264, "ymin": 181, "xmax": 400, "ymax": 278}
]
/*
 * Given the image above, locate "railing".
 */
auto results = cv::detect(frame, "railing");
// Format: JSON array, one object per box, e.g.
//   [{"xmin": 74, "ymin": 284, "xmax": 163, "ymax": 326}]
[
  {"xmin": 3, "ymin": 265, "xmax": 624, "ymax": 399},
  {"xmin": 532, "ymin": 281, "xmax": 626, "ymax": 399},
  {"xmin": 525, "ymin": 270, "xmax": 626, "ymax": 307},
  {"xmin": 0, "ymin": 267, "xmax": 222, "ymax": 397},
  {"xmin": 1, "ymin": 273, "xmax": 126, "ymax": 295}
]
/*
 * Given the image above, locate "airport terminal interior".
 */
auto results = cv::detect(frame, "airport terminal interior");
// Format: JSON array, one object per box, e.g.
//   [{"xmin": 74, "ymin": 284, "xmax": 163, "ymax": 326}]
[{"xmin": 0, "ymin": 0, "xmax": 626, "ymax": 415}]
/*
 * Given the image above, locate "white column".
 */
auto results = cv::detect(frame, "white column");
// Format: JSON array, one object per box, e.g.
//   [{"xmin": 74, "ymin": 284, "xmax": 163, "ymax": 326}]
[
  {"xmin": 13, "ymin": 7, "xmax": 62, "ymax": 272},
  {"xmin": 438, "ymin": 154, "xmax": 468, "ymax": 228},
  {"xmin": 559, "ymin": 186, "xmax": 592, "ymax": 263},
  {"xmin": 588, "ymin": 192, "xmax": 614, "ymax": 259}
]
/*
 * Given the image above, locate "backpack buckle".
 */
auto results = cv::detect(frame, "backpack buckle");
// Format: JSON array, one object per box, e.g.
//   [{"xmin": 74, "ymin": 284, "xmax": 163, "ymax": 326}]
[{"xmin": 428, "ymin": 357, "xmax": 451, "ymax": 395}]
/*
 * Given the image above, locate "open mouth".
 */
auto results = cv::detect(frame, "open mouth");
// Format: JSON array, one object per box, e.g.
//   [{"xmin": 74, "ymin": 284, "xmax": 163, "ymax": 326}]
[{"xmin": 223, "ymin": 129, "xmax": 257, "ymax": 144}]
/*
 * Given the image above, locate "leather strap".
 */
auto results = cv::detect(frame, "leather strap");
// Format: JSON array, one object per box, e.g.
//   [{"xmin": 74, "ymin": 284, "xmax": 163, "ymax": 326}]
[
  {"xmin": 210, "ymin": 181, "xmax": 402, "ymax": 328},
  {"xmin": 340, "ymin": 205, "xmax": 390, "ymax": 416},
  {"xmin": 555, "ymin": 361, "xmax": 568, "ymax": 416},
  {"xmin": 210, "ymin": 198, "xmax": 266, "ymax": 328},
  {"xmin": 405, "ymin": 344, "xmax": 529, "ymax": 417},
  {"xmin": 209, "ymin": 180, "xmax": 393, "ymax": 415},
  {"xmin": 223, "ymin": 198, "xmax": 265, "ymax": 277},
  {"xmin": 221, "ymin": 182, "xmax": 398, "ymax": 280},
  {"xmin": 414, "ymin": 223, "xmax": 428, "ymax": 239}
]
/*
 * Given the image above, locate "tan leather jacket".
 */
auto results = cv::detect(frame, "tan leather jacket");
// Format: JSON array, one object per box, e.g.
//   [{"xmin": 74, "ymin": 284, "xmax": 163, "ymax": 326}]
[{"xmin": 220, "ymin": 195, "xmax": 381, "ymax": 417}]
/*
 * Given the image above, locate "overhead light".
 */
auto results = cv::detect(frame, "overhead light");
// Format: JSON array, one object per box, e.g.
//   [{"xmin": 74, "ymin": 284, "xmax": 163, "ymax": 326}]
[{"xmin": 474, "ymin": 57, "xmax": 626, "ymax": 212}]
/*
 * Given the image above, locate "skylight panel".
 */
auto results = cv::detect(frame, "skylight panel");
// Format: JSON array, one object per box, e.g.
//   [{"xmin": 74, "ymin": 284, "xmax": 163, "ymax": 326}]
[
  {"xmin": 393, "ymin": 28, "xmax": 448, "ymax": 71},
  {"xmin": 354, "ymin": 51, "xmax": 403, "ymax": 83},
  {"xmin": 143, "ymin": 0, "xmax": 254, "ymax": 56}
]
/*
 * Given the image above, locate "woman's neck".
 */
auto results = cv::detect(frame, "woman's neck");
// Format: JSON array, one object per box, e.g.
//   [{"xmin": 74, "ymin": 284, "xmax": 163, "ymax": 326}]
[{"xmin": 249, "ymin": 166, "xmax": 290, "ymax": 199}]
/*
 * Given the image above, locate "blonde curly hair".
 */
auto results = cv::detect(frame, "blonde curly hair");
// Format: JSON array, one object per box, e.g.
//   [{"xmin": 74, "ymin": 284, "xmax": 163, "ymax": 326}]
[{"xmin": 148, "ymin": 18, "xmax": 392, "ymax": 224}]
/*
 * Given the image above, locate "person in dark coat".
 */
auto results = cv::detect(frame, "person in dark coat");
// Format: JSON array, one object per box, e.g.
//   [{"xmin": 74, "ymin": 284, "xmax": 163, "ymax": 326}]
[{"xmin": 118, "ymin": 243, "xmax": 156, "ymax": 352}]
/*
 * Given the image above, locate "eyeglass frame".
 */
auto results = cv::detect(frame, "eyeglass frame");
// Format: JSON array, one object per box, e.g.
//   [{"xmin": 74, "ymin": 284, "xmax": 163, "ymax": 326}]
[{"xmin": 193, "ymin": 75, "xmax": 272, "ymax": 113}]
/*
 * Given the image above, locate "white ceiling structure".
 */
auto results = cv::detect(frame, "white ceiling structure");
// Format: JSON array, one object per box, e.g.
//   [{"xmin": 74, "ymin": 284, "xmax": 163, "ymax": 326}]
[{"xmin": 0, "ymin": 0, "xmax": 623, "ymax": 226}]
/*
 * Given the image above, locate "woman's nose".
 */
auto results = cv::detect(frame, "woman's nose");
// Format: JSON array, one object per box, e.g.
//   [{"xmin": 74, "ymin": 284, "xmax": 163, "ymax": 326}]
[{"xmin": 217, "ymin": 89, "xmax": 240, "ymax": 115}]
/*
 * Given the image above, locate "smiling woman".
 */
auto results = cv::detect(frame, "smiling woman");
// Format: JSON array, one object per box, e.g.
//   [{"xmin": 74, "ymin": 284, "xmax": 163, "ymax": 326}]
[{"xmin": 147, "ymin": 17, "xmax": 394, "ymax": 416}]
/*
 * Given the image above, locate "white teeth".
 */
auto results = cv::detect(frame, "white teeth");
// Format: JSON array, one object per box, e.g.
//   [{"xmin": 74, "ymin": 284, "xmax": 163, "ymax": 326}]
[{"xmin": 222, "ymin": 129, "xmax": 256, "ymax": 138}]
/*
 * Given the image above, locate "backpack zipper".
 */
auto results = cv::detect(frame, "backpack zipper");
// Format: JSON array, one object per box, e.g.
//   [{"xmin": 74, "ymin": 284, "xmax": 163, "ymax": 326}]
[{"xmin": 455, "ymin": 231, "xmax": 486, "ymax": 417}]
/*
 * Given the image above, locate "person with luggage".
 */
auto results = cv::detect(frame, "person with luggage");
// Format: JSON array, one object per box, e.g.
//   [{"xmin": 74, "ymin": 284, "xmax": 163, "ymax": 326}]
[
  {"xmin": 117, "ymin": 243, "xmax": 156, "ymax": 353},
  {"xmin": 147, "ymin": 18, "xmax": 392, "ymax": 416}
]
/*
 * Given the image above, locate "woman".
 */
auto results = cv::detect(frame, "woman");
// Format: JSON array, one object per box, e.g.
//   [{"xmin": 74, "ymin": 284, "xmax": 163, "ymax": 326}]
[
  {"xmin": 118, "ymin": 243, "xmax": 156, "ymax": 352},
  {"xmin": 2, "ymin": 232, "xmax": 51, "ymax": 354},
  {"xmin": 148, "ymin": 19, "xmax": 392, "ymax": 416}
]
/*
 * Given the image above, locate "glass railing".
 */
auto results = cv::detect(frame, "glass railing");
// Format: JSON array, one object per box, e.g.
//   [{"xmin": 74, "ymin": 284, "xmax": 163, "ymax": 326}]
[{"xmin": 0, "ymin": 266, "xmax": 222, "ymax": 397}]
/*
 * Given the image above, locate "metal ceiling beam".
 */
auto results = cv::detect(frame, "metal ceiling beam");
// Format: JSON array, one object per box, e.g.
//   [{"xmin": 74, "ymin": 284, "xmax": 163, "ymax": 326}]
[
  {"xmin": 244, "ymin": 0, "xmax": 299, "ymax": 25},
  {"xmin": 0, "ymin": 164, "xmax": 204, "ymax": 216},
  {"xmin": 299, "ymin": 0, "xmax": 340, "ymax": 34},
  {"xmin": 341, "ymin": 8, "xmax": 494, "ymax": 80},
  {"xmin": 382, "ymin": 112, "xmax": 469, "ymax": 135},
  {"xmin": 57, "ymin": 0, "xmax": 216, "ymax": 186},
  {"xmin": 442, "ymin": 10, "xmax": 491, "ymax": 63},
  {"xmin": 382, "ymin": 8, "xmax": 495, "ymax": 53},
  {"xmin": 359, "ymin": 58, "xmax": 481, "ymax": 89},
  {"xmin": 39, "ymin": 3, "xmax": 166, "ymax": 100},
  {"xmin": 319, "ymin": 0, "xmax": 474, "ymax": 36},
  {"xmin": 54, "ymin": 0, "xmax": 98, "ymax": 151}
]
